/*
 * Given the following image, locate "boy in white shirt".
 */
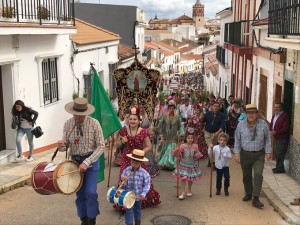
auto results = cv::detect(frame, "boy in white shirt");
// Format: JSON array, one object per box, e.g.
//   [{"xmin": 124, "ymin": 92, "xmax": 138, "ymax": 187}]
[{"xmin": 209, "ymin": 133, "xmax": 231, "ymax": 196}]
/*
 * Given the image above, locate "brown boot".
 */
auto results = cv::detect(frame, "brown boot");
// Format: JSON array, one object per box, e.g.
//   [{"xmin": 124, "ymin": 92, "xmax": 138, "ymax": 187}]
[
  {"xmin": 224, "ymin": 189, "xmax": 229, "ymax": 196},
  {"xmin": 252, "ymin": 197, "xmax": 264, "ymax": 208},
  {"xmin": 135, "ymin": 220, "xmax": 141, "ymax": 225},
  {"xmin": 242, "ymin": 194, "xmax": 252, "ymax": 201},
  {"xmin": 216, "ymin": 189, "xmax": 220, "ymax": 195}
]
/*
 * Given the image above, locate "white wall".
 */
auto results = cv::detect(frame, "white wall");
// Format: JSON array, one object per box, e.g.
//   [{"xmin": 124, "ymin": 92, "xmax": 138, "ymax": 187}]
[
  {"xmin": 73, "ymin": 42, "xmax": 118, "ymax": 93},
  {"xmin": 0, "ymin": 34, "xmax": 74, "ymax": 151}
]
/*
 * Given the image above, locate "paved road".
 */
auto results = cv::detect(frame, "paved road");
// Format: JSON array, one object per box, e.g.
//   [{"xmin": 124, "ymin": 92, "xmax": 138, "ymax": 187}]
[{"xmin": 0, "ymin": 154, "xmax": 288, "ymax": 225}]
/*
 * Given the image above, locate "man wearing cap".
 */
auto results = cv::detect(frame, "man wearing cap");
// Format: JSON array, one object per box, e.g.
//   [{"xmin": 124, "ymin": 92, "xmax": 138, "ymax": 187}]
[
  {"xmin": 234, "ymin": 104, "xmax": 272, "ymax": 208},
  {"xmin": 58, "ymin": 98, "xmax": 105, "ymax": 225}
]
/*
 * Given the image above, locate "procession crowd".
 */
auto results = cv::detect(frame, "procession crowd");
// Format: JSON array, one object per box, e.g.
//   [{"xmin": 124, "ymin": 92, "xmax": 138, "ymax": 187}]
[{"xmin": 11, "ymin": 77, "xmax": 293, "ymax": 225}]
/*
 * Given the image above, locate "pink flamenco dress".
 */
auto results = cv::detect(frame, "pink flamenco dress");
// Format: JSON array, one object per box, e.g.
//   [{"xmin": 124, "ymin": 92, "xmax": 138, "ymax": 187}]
[
  {"xmin": 172, "ymin": 144, "xmax": 203, "ymax": 181},
  {"xmin": 113, "ymin": 127, "xmax": 161, "ymax": 211}
]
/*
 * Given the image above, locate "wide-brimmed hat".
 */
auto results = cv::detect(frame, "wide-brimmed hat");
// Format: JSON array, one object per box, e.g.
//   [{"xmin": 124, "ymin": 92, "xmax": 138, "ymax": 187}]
[
  {"xmin": 168, "ymin": 100, "xmax": 176, "ymax": 106},
  {"xmin": 65, "ymin": 98, "xmax": 95, "ymax": 116},
  {"xmin": 246, "ymin": 104, "xmax": 258, "ymax": 112},
  {"xmin": 127, "ymin": 149, "xmax": 149, "ymax": 162}
]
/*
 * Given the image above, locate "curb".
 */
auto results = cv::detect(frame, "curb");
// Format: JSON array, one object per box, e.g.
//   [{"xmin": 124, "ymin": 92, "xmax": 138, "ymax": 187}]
[
  {"xmin": 0, "ymin": 175, "xmax": 31, "ymax": 195},
  {"xmin": 262, "ymin": 183, "xmax": 300, "ymax": 225}
]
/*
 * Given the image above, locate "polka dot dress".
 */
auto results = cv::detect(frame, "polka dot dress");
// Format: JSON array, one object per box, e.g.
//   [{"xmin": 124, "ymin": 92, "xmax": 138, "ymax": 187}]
[{"xmin": 113, "ymin": 127, "xmax": 161, "ymax": 211}]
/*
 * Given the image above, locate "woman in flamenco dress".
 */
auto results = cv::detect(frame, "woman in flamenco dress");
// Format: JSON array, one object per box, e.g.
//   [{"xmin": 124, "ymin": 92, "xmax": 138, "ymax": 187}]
[
  {"xmin": 186, "ymin": 105, "xmax": 208, "ymax": 158},
  {"xmin": 156, "ymin": 100, "xmax": 185, "ymax": 170},
  {"xmin": 114, "ymin": 107, "xmax": 161, "ymax": 211}
]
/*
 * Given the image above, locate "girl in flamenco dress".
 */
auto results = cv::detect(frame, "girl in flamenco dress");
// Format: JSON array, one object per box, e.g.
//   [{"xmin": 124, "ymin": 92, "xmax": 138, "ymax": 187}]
[
  {"xmin": 186, "ymin": 105, "xmax": 208, "ymax": 158},
  {"xmin": 172, "ymin": 128, "xmax": 203, "ymax": 199},
  {"xmin": 114, "ymin": 107, "xmax": 161, "ymax": 211}
]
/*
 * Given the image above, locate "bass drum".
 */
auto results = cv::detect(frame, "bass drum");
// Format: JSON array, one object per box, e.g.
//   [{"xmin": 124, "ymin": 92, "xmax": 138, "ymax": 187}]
[{"xmin": 31, "ymin": 160, "xmax": 83, "ymax": 195}]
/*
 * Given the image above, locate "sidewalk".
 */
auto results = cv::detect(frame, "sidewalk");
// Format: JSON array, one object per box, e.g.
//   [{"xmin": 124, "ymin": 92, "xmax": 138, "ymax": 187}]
[
  {"xmin": 0, "ymin": 149, "xmax": 299, "ymax": 224},
  {"xmin": 262, "ymin": 160, "xmax": 300, "ymax": 225},
  {"xmin": 0, "ymin": 149, "xmax": 65, "ymax": 194}
]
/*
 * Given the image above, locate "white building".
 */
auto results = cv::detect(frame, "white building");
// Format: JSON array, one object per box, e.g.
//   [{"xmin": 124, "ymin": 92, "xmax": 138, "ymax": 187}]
[
  {"xmin": 0, "ymin": 1, "xmax": 76, "ymax": 162},
  {"xmin": 71, "ymin": 19, "xmax": 120, "ymax": 102},
  {"xmin": 216, "ymin": 7, "xmax": 233, "ymax": 99}
]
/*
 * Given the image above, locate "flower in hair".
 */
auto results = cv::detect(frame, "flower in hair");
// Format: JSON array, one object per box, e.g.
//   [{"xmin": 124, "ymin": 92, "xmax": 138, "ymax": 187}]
[
  {"xmin": 131, "ymin": 107, "xmax": 140, "ymax": 115},
  {"xmin": 187, "ymin": 127, "xmax": 194, "ymax": 134}
]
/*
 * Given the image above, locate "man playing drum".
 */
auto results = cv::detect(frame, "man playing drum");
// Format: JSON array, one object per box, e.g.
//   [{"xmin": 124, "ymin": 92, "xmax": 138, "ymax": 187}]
[{"xmin": 58, "ymin": 98, "xmax": 105, "ymax": 225}]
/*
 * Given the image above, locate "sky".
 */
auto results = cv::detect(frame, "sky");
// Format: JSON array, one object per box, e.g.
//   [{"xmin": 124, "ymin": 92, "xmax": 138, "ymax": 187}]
[{"xmin": 79, "ymin": 0, "xmax": 231, "ymax": 20}]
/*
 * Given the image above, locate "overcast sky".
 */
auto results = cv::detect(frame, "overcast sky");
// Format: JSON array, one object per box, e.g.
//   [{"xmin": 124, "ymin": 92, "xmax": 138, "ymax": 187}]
[{"xmin": 79, "ymin": 0, "xmax": 231, "ymax": 19}]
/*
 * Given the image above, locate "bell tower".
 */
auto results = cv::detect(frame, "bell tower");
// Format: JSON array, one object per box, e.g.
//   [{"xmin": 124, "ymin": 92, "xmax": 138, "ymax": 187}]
[{"xmin": 193, "ymin": 0, "xmax": 205, "ymax": 28}]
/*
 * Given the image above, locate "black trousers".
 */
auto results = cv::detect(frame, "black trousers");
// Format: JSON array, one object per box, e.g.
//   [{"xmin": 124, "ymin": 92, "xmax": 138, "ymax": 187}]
[{"xmin": 216, "ymin": 167, "xmax": 230, "ymax": 190}]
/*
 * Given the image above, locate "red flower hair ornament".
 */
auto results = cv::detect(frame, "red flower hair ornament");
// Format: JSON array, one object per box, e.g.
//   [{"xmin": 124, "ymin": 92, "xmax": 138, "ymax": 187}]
[{"xmin": 130, "ymin": 107, "xmax": 140, "ymax": 116}]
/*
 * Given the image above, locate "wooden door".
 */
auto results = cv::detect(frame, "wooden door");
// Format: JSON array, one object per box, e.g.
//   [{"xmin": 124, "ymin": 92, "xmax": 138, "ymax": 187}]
[
  {"xmin": 275, "ymin": 84, "xmax": 282, "ymax": 103},
  {"xmin": 0, "ymin": 66, "xmax": 6, "ymax": 150},
  {"xmin": 259, "ymin": 74, "xmax": 268, "ymax": 119}
]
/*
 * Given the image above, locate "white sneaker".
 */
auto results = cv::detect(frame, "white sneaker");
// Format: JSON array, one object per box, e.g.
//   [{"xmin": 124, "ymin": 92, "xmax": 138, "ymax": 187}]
[
  {"xmin": 15, "ymin": 155, "xmax": 24, "ymax": 161},
  {"xmin": 178, "ymin": 193, "xmax": 185, "ymax": 200},
  {"xmin": 25, "ymin": 156, "xmax": 33, "ymax": 162},
  {"xmin": 187, "ymin": 192, "xmax": 193, "ymax": 197}
]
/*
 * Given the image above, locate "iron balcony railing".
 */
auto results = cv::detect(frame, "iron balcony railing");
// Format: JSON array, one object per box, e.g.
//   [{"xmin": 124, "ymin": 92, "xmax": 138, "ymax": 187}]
[
  {"xmin": 268, "ymin": 0, "xmax": 300, "ymax": 36},
  {"xmin": 0, "ymin": 0, "xmax": 75, "ymax": 26},
  {"xmin": 224, "ymin": 21, "xmax": 252, "ymax": 47}
]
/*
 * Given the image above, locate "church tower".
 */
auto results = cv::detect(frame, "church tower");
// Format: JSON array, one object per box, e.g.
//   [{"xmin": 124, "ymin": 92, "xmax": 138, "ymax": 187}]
[{"xmin": 193, "ymin": 0, "xmax": 205, "ymax": 28}]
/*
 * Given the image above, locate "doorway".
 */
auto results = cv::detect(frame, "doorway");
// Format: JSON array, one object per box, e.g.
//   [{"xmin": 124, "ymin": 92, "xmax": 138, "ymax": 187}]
[
  {"xmin": 0, "ymin": 66, "xmax": 6, "ymax": 150},
  {"xmin": 258, "ymin": 74, "xmax": 268, "ymax": 119},
  {"xmin": 283, "ymin": 80, "xmax": 294, "ymax": 134}
]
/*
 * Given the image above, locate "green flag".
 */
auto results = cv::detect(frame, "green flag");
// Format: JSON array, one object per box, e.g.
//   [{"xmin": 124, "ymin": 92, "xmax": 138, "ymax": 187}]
[{"xmin": 90, "ymin": 67, "xmax": 122, "ymax": 182}]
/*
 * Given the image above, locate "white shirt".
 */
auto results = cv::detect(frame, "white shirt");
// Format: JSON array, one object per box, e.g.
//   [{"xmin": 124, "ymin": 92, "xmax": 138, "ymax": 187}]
[
  {"xmin": 179, "ymin": 104, "xmax": 192, "ymax": 119},
  {"xmin": 209, "ymin": 145, "xmax": 231, "ymax": 169},
  {"xmin": 272, "ymin": 111, "xmax": 283, "ymax": 130}
]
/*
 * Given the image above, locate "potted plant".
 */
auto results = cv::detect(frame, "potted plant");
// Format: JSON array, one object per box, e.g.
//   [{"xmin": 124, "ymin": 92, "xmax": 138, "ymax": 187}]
[
  {"xmin": 37, "ymin": 5, "xmax": 50, "ymax": 20},
  {"xmin": 72, "ymin": 91, "xmax": 79, "ymax": 100},
  {"xmin": 2, "ymin": 7, "xmax": 15, "ymax": 18}
]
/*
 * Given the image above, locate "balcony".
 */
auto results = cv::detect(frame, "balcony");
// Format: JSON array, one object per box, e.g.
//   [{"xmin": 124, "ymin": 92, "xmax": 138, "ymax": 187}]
[
  {"xmin": 268, "ymin": 0, "xmax": 300, "ymax": 36},
  {"xmin": 224, "ymin": 21, "xmax": 252, "ymax": 47},
  {"xmin": 0, "ymin": 0, "xmax": 75, "ymax": 26}
]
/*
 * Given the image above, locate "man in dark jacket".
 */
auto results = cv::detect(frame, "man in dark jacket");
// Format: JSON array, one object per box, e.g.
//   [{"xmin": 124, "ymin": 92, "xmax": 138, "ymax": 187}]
[
  {"xmin": 270, "ymin": 102, "xmax": 290, "ymax": 174},
  {"xmin": 203, "ymin": 101, "xmax": 225, "ymax": 167}
]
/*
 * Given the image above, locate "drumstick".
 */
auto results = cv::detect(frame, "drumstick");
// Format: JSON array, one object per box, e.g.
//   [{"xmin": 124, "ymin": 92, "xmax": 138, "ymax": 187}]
[{"xmin": 57, "ymin": 169, "xmax": 80, "ymax": 177}]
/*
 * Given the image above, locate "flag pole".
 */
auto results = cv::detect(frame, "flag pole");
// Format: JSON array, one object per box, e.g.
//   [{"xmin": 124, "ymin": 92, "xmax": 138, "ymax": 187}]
[
  {"xmin": 107, "ymin": 134, "xmax": 115, "ymax": 187},
  {"xmin": 176, "ymin": 131, "xmax": 181, "ymax": 198}
]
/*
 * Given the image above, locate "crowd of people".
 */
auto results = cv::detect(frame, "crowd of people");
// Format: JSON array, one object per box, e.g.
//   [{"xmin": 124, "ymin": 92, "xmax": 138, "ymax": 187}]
[{"xmin": 11, "ymin": 79, "xmax": 294, "ymax": 224}]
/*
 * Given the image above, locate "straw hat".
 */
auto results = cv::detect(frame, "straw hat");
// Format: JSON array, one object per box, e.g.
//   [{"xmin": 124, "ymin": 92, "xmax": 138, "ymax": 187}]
[
  {"xmin": 245, "ymin": 104, "xmax": 258, "ymax": 112},
  {"xmin": 168, "ymin": 100, "xmax": 176, "ymax": 106},
  {"xmin": 127, "ymin": 149, "xmax": 149, "ymax": 162},
  {"xmin": 65, "ymin": 98, "xmax": 95, "ymax": 116}
]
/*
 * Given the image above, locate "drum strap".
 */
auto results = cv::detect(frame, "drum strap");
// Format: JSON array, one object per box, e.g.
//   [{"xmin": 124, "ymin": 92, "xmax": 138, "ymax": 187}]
[{"xmin": 52, "ymin": 124, "xmax": 76, "ymax": 161}]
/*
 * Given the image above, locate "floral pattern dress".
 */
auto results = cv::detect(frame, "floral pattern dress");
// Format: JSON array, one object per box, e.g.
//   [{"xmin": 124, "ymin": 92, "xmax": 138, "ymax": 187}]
[
  {"xmin": 156, "ymin": 113, "xmax": 184, "ymax": 169},
  {"xmin": 113, "ymin": 127, "xmax": 161, "ymax": 211},
  {"xmin": 172, "ymin": 144, "xmax": 203, "ymax": 181},
  {"xmin": 187, "ymin": 115, "xmax": 208, "ymax": 158}
]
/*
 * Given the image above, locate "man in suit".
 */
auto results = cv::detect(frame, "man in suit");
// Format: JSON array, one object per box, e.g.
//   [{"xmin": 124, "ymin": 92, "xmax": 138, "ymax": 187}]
[{"xmin": 270, "ymin": 102, "xmax": 290, "ymax": 174}]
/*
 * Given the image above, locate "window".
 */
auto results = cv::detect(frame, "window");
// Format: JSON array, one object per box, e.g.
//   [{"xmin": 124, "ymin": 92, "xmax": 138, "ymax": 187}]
[
  {"xmin": 42, "ymin": 58, "xmax": 59, "ymax": 105},
  {"xmin": 83, "ymin": 74, "xmax": 92, "ymax": 103}
]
